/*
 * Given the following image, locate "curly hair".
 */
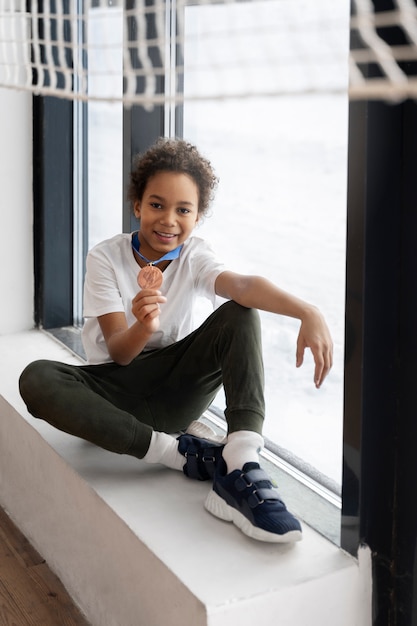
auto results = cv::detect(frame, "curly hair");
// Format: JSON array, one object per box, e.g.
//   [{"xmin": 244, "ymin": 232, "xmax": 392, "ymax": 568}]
[{"xmin": 127, "ymin": 138, "xmax": 218, "ymax": 216}]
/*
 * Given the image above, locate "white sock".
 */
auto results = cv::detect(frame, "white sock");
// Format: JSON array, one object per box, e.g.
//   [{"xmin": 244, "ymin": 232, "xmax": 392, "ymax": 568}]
[
  {"xmin": 222, "ymin": 430, "xmax": 264, "ymax": 473},
  {"xmin": 142, "ymin": 431, "xmax": 185, "ymax": 472}
]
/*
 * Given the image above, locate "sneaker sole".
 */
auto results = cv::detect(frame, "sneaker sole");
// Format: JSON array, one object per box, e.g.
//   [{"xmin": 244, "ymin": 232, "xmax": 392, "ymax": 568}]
[
  {"xmin": 186, "ymin": 420, "xmax": 226, "ymax": 444},
  {"xmin": 205, "ymin": 490, "xmax": 303, "ymax": 544}
]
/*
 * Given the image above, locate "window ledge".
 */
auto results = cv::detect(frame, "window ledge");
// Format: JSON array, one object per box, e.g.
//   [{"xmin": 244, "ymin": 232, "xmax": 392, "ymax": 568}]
[{"xmin": 0, "ymin": 330, "xmax": 370, "ymax": 626}]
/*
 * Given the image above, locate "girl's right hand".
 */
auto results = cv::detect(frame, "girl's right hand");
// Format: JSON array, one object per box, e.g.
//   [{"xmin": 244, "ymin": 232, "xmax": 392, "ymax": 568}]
[{"xmin": 131, "ymin": 289, "xmax": 167, "ymax": 335}]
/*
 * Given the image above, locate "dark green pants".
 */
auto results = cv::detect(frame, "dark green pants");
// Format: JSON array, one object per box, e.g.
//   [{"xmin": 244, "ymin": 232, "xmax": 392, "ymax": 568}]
[{"xmin": 19, "ymin": 301, "xmax": 265, "ymax": 459}]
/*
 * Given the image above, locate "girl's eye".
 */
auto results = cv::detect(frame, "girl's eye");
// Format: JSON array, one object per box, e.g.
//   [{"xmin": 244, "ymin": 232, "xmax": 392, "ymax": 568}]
[
  {"xmin": 178, "ymin": 207, "xmax": 190, "ymax": 215},
  {"xmin": 150, "ymin": 202, "xmax": 162, "ymax": 209}
]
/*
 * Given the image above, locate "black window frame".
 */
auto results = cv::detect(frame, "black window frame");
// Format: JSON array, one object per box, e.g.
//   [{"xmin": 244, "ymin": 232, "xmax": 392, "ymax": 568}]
[
  {"xmin": 33, "ymin": 95, "xmax": 74, "ymax": 329},
  {"xmin": 342, "ymin": 96, "xmax": 417, "ymax": 622}
]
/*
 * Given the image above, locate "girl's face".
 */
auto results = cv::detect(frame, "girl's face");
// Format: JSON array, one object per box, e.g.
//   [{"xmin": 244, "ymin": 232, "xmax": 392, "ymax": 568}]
[{"xmin": 134, "ymin": 171, "xmax": 199, "ymax": 261}]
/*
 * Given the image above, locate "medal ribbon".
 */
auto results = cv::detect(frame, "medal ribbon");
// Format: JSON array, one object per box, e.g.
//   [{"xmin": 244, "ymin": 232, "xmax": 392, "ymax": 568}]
[{"xmin": 132, "ymin": 231, "xmax": 183, "ymax": 265}]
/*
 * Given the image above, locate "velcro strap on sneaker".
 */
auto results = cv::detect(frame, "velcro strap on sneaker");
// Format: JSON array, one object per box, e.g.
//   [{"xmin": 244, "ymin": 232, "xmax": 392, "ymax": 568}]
[
  {"xmin": 247, "ymin": 488, "xmax": 281, "ymax": 509},
  {"xmin": 184, "ymin": 451, "xmax": 206, "ymax": 480},
  {"xmin": 234, "ymin": 468, "xmax": 271, "ymax": 491},
  {"xmin": 184, "ymin": 448, "xmax": 218, "ymax": 481}
]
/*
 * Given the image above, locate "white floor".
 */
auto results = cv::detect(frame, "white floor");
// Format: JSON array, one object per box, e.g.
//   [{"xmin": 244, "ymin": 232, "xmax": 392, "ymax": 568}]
[{"xmin": 0, "ymin": 330, "xmax": 370, "ymax": 626}]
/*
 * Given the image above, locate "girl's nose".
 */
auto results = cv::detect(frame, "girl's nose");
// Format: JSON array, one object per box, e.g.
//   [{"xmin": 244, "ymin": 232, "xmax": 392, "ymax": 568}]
[{"xmin": 160, "ymin": 209, "xmax": 176, "ymax": 225}]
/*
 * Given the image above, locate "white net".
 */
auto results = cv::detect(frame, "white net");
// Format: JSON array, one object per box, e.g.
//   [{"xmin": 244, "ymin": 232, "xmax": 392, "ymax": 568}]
[
  {"xmin": 350, "ymin": 0, "xmax": 417, "ymax": 101},
  {"xmin": 0, "ymin": 0, "xmax": 416, "ymax": 106}
]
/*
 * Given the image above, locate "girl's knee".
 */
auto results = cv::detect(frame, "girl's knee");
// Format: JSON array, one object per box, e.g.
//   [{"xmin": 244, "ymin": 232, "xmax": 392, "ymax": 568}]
[
  {"xmin": 220, "ymin": 301, "xmax": 261, "ymax": 332},
  {"xmin": 19, "ymin": 360, "xmax": 57, "ymax": 406}
]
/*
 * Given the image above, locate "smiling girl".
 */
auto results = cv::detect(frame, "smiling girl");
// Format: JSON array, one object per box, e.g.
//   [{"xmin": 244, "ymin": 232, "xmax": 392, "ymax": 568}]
[{"xmin": 19, "ymin": 138, "xmax": 333, "ymax": 544}]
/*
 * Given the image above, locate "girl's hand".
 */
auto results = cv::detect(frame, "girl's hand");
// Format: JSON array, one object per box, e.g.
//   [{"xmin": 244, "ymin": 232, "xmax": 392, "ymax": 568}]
[
  {"xmin": 131, "ymin": 289, "xmax": 167, "ymax": 335},
  {"xmin": 296, "ymin": 307, "xmax": 333, "ymax": 388},
  {"xmin": 98, "ymin": 291, "xmax": 166, "ymax": 365}
]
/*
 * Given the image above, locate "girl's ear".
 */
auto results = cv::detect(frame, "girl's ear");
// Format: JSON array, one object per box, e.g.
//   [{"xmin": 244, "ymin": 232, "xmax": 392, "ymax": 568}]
[{"xmin": 133, "ymin": 200, "xmax": 141, "ymax": 219}]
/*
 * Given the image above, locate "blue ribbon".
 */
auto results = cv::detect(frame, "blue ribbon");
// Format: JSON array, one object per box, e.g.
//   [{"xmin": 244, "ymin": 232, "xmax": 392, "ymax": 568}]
[{"xmin": 132, "ymin": 231, "xmax": 183, "ymax": 265}]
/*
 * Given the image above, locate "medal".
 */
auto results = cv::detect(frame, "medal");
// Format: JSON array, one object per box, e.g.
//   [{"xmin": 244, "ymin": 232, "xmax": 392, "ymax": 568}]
[
  {"xmin": 137, "ymin": 264, "xmax": 163, "ymax": 289},
  {"xmin": 131, "ymin": 231, "xmax": 183, "ymax": 290}
]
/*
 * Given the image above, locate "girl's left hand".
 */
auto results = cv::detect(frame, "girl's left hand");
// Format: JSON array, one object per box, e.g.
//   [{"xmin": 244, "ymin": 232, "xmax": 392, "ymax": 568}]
[{"xmin": 296, "ymin": 308, "xmax": 333, "ymax": 388}]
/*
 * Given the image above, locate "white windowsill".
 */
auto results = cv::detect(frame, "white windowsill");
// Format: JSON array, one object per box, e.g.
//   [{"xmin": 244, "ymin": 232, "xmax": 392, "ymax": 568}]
[{"xmin": 0, "ymin": 330, "xmax": 371, "ymax": 626}]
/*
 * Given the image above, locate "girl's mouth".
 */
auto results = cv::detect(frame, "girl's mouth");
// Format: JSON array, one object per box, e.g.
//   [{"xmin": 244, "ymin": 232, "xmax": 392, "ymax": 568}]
[{"xmin": 155, "ymin": 231, "xmax": 177, "ymax": 242}]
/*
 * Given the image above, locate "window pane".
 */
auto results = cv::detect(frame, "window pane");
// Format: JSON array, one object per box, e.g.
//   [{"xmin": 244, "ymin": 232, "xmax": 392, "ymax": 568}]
[
  {"xmin": 73, "ymin": 4, "xmax": 124, "ymax": 327},
  {"xmin": 183, "ymin": 0, "xmax": 349, "ymax": 485},
  {"xmin": 87, "ymin": 5, "xmax": 123, "ymax": 250}
]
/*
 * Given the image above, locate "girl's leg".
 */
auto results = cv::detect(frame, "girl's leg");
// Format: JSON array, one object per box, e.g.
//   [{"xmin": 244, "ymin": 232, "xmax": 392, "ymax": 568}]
[
  {"xmin": 20, "ymin": 359, "xmax": 188, "ymax": 470},
  {"xmin": 159, "ymin": 301, "xmax": 301, "ymax": 542},
  {"xmin": 19, "ymin": 360, "xmax": 154, "ymax": 458},
  {"xmin": 139, "ymin": 300, "xmax": 266, "ymax": 477},
  {"xmin": 20, "ymin": 300, "xmax": 264, "ymax": 464},
  {"xmin": 139, "ymin": 300, "xmax": 265, "ymax": 436}
]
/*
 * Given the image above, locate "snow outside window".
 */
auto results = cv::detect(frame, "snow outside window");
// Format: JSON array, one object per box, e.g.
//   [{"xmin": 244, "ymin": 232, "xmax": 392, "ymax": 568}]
[{"xmin": 183, "ymin": 0, "xmax": 349, "ymax": 487}]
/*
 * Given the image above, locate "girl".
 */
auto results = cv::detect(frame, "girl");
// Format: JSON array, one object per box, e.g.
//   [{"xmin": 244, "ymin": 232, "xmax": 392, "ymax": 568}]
[{"xmin": 20, "ymin": 138, "xmax": 333, "ymax": 544}]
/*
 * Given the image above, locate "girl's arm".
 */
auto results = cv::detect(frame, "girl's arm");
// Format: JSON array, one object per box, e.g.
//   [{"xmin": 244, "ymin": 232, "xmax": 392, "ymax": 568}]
[
  {"xmin": 98, "ymin": 289, "xmax": 167, "ymax": 365},
  {"xmin": 215, "ymin": 271, "xmax": 333, "ymax": 388}
]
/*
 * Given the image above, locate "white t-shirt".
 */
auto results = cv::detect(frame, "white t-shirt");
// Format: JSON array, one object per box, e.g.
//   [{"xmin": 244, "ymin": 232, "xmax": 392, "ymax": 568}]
[{"xmin": 82, "ymin": 233, "xmax": 226, "ymax": 364}]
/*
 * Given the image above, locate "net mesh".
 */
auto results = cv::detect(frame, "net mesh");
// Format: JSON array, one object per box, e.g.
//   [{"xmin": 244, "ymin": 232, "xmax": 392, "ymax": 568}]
[
  {"xmin": 0, "ymin": 0, "xmax": 416, "ymax": 106},
  {"xmin": 350, "ymin": 0, "xmax": 417, "ymax": 101}
]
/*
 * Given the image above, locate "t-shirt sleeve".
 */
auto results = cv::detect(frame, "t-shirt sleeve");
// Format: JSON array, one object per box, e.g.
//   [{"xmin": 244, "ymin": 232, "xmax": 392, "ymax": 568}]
[
  {"xmin": 83, "ymin": 246, "xmax": 126, "ymax": 318},
  {"xmin": 191, "ymin": 240, "xmax": 226, "ymax": 303}
]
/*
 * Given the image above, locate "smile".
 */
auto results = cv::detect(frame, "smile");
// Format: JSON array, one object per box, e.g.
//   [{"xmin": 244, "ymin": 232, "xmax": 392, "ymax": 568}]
[{"xmin": 155, "ymin": 231, "xmax": 177, "ymax": 238}]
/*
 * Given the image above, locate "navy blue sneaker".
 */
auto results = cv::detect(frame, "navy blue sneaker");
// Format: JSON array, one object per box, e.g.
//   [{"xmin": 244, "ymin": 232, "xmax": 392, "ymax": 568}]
[
  {"xmin": 205, "ymin": 461, "xmax": 302, "ymax": 543},
  {"xmin": 177, "ymin": 434, "xmax": 225, "ymax": 481}
]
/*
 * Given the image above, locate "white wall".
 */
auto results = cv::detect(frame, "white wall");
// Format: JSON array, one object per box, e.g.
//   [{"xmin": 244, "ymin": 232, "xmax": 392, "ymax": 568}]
[{"xmin": 0, "ymin": 88, "xmax": 34, "ymax": 333}]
